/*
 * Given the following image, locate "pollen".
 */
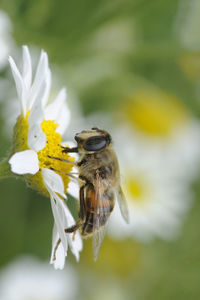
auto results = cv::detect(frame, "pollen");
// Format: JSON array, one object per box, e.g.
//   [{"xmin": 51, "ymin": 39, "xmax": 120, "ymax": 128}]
[
  {"xmin": 11, "ymin": 112, "xmax": 74, "ymax": 197},
  {"xmin": 37, "ymin": 120, "xmax": 74, "ymax": 191}
]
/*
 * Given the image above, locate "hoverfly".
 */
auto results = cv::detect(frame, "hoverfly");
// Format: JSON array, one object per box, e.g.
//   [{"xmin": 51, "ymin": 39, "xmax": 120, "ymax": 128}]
[{"xmin": 51, "ymin": 128, "xmax": 129, "ymax": 260}]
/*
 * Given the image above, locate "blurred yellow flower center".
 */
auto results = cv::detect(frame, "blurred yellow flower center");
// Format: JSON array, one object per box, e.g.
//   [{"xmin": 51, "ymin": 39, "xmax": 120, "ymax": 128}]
[
  {"xmin": 13, "ymin": 113, "xmax": 74, "ymax": 197},
  {"xmin": 125, "ymin": 176, "xmax": 147, "ymax": 205},
  {"xmin": 125, "ymin": 91, "xmax": 188, "ymax": 138}
]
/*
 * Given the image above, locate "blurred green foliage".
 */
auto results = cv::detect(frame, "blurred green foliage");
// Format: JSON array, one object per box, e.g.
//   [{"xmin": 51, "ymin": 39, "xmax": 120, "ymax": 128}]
[{"xmin": 2, "ymin": 0, "xmax": 199, "ymax": 114}]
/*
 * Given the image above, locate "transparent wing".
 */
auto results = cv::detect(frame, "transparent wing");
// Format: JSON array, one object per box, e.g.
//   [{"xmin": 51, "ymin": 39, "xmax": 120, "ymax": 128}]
[
  {"xmin": 92, "ymin": 171, "xmax": 109, "ymax": 261},
  {"xmin": 116, "ymin": 185, "xmax": 129, "ymax": 224},
  {"xmin": 93, "ymin": 224, "xmax": 107, "ymax": 261}
]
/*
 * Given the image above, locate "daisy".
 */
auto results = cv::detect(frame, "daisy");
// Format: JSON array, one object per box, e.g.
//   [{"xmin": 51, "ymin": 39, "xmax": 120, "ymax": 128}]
[
  {"xmin": 108, "ymin": 136, "xmax": 193, "ymax": 241},
  {"xmin": 0, "ymin": 256, "xmax": 78, "ymax": 300},
  {"xmin": 8, "ymin": 46, "xmax": 82, "ymax": 269},
  {"xmin": 119, "ymin": 89, "xmax": 200, "ymax": 181}
]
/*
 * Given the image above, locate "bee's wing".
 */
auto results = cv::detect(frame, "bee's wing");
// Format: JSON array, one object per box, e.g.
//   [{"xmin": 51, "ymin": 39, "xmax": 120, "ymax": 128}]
[
  {"xmin": 93, "ymin": 224, "xmax": 107, "ymax": 261},
  {"xmin": 116, "ymin": 185, "xmax": 129, "ymax": 224},
  {"xmin": 92, "ymin": 172, "xmax": 109, "ymax": 261}
]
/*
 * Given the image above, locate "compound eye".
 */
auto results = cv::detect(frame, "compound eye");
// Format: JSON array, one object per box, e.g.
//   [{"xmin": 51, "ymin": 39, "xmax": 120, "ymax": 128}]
[{"xmin": 84, "ymin": 136, "xmax": 107, "ymax": 151}]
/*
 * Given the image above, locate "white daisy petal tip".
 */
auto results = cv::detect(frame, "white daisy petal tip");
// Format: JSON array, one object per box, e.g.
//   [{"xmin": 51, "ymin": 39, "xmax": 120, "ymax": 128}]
[
  {"xmin": 8, "ymin": 56, "xmax": 25, "ymax": 104},
  {"xmin": 59, "ymin": 87, "xmax": 67, "ymax": 100},
  {"xmin": 22, "ymin": 45, "xmax": 32, "ymax": 88},
  {"xmin": 73, "ymin": 234, "xmax": 83, "ymax": 262},
  {"xmin": 50, "ymin": 224, "xmax": 68, "ymax": 270},
  {"xmin": 22, "ymin": 45, "xmax": 30, "ymax": 60},
  {"xmin": 40, "ymin": 49, "xmax": 48, "ymax": 67},
  {"xmin": 69, "ymin": 235, "xmax": 83, "ymax": 263},
  {"xmin": 50, "ymin": 244, "xmax": 66, "ymax": 270},
  {"xmin": 60, "ymin": 203, "xmax": 83, "ymax": 260},
  {"xmin": 74, "ymin": 253, "xmax": 80, "ymax": 262},
  {"xmin": 8, "ymin": 55, "xmax": 13, "ymax": 64},
  {"xmin": 9, "ymin": 150, "xmax": 39, "ymax": 175}
]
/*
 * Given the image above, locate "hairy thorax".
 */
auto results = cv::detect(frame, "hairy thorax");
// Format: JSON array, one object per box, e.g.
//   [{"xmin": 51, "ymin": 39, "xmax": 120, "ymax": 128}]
[{"xmin": 78, "ymin": 148, "xmax": 119, "ymax": 189}]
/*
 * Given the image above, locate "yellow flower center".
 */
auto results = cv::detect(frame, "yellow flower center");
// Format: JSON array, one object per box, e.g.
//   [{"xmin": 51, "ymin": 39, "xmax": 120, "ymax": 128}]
[
  {"xmin": 12, "ymin": 113, "xmax": 74, "ymax": 197},
  {"xmin": 124, "ymin": 91, "xmax": 188, "ymax": 138},
  {"xmin": 124, "ymin": 175, "xmax": 152, "ymax": 207}
]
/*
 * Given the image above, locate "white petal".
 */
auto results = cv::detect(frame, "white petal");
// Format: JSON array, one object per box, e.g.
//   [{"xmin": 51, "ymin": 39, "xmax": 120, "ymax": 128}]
[
  {"xmin": 42, "ymin": 68, "xmax": 51, "ymax": 107},
  {"xmin": 47, "ymin": 189, "xmax": 82, "ymax": 265},
  {"xmin": 8, "ymin": 56, "xmax": 26, "ymax": 116},
  {"xmin": 9, "ymin": 150, "xmax": 39, "ymax": 175},
  {"xmin": 57, "ymin": 103, "xmax": 71, "ymax": 135},
  {"xmin": 28, "ymin": 99, "xmax": 44, "ymax": 127},
  {"xmin": 48, "ymin": 192, "xmax": 68, "ymax": 252},
  {"xmin": 50, "ymin": 224, "xmax": 67, "ymax": 270},
  {"xmin": 59, "ymin": 199, "xmax": 83, "ymax": 261},
  {"xmin": 67, "ymin": 180, "xmax": 79, "ymax": 199},
  {"xmin": 62, "ymin": 140, "xmax": 76, "ymax": 148},
  {"xmin": 42, "ymin": 168, "xmax": 66, "ymax": 199},
  {"xmin": 28, "ymin": 124, "xmax": 46, "ymax": 152},
  {"xmin": 28, "ymin": 70, "xmax": 47, "ymax": 126},
  {"xmin": 30, "ymin": 67, "xmax": 50, "ymax": 112},
  {"xmin": 29, "ymin": 50, "xmax": 49, "ymax": 109},
  {"xmin": 68, "ymin": 230, "xmax": 83, "ymax": 262},
  {"xmin": 66, "ymin": 164, "xmax": 79, "ymax": 199},
  {"xmin": 22, "ymin": 45, "xmax": 32, "ymax": 91},
  {"xmin": 42, "ymin": 170, "xmax": 68, "ymax": 253},
  {"xmin": 30, "ymin": 66, "xmax": 51, "ymax": 109},
  {"xmin": 28, "ymin": 82, "xmax": 47, "ymax": 152},
  {"xmin": 45, "ymin": 88, "xmax": 70, "ymax": 134}
]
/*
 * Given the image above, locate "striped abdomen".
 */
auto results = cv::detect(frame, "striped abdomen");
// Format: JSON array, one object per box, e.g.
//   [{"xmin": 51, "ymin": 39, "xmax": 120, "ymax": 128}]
[{"xmin": 81, "ymin": 183, "xmax": 114, "ymax": 236}]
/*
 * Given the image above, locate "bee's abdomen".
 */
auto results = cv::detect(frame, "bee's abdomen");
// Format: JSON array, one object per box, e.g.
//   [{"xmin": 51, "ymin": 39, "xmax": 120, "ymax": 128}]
[
  {"xmin": 81, "ymin": 188, "xmax": 115, "ymax": 236},
  {"xmin": 81, "ymin": 211, "xmax": 110, "ymax": 236}
]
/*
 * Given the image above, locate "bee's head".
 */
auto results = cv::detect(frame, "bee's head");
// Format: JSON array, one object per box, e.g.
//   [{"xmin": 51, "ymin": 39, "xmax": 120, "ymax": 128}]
[{"xmin": 75, "ymin": 127, "xmax": 112, "ymax": 152}]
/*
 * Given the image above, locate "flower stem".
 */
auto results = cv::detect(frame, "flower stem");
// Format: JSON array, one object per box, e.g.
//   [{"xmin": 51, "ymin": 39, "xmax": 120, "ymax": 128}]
[{"xmin": 0, "ymin": 159, "xmax": 13, "ymax": 179}]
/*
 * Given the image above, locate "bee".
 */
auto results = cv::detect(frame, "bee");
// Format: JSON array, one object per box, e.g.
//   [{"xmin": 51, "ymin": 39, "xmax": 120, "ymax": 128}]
[{"xmin": 50, "ymin": 128, "xmax": 129, "ymax": 260}]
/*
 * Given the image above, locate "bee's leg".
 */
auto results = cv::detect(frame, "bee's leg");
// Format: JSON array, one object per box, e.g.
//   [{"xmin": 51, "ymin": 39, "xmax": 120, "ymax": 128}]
[
  {"xmin": 53, "ymin": 238, "xmax": 61, "ymax": 261},
  {"xmin": 65, "ymin": 185, "xmax": 86, "ymax": 238},
  {"xmin": 47, "ymin": 155, "xmax": 77, "ymax": 165},
  {"xmin": 48, "ymin": 167, "xmax": 85, "ymax": 186},
  {"xmin": 52, "ymin": 224, "xmax": 81, "ymax": 261},
  {"xmin": 53, "ymin": 187, "xmax": 86, "ymax": 260},
  {"xmin": 53, "ymin": 223, "xmax": 83, "ymax": 261},
  {"xmin": 65, "ymin": 220, "xmax": 83, "ymax": 241},
  {"xmin": 64, "ymin": 222, "xmax": 82, "ymax": 233},
  {"xmin": 62, "ymin": 147, "xmax": 78, "ymax": 153}
]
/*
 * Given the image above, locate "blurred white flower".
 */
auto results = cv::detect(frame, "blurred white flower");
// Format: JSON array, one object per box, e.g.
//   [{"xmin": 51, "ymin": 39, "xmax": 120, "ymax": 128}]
[
  {"xmin": 0, "ymin": 10, "xmax": 14, "ymax": 70},
  {"xmin": 8, "ymin": 46, "xmax": 82, "ymax": 269},
  {"xmin": 108, "ymin": 135, "xmax": 193, "ymax": 241},
  {"xmin": 175, "ymin": 0, "xmax": 200, "ymax": 50},
  {"xmin": 0, "ymin": 256, "xmax": 78, "ymax": 300},
  {"xmin": 119, "ymin": 90, "xmax": 200, "ymax": 181}
]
